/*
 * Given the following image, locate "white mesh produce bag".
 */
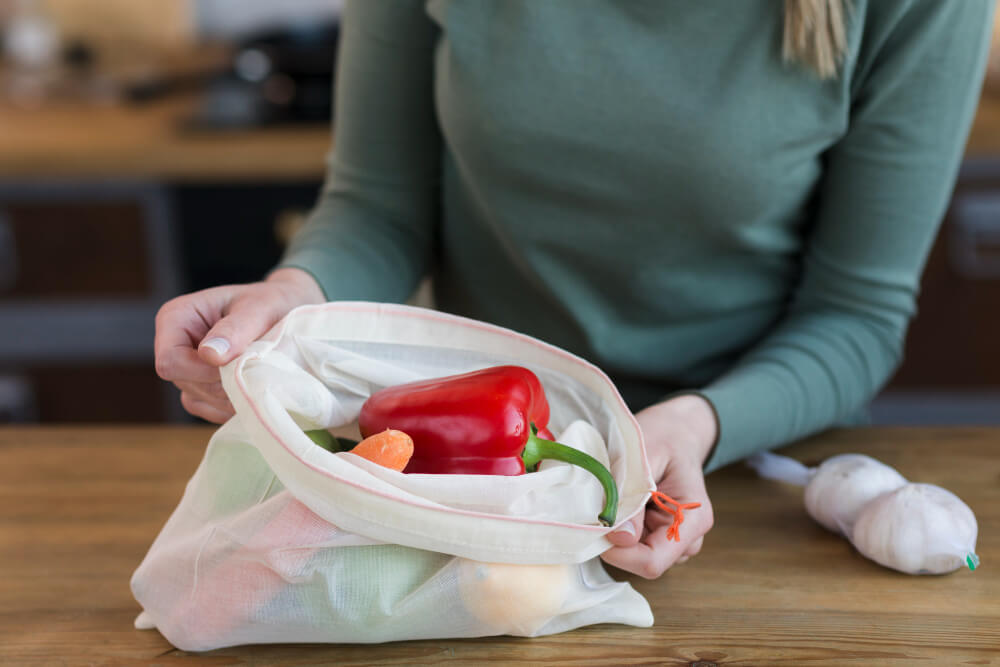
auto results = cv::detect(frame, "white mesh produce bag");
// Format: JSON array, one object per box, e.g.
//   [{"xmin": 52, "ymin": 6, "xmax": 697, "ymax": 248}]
[{"xmin": 131, "ymin": 302, "xmax": 656, "ymax": 650}]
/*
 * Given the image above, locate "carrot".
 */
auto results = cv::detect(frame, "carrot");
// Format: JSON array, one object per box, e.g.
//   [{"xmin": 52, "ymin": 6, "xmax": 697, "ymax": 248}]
[{"xmin": 350, "ymin": 429, "xmax": 414, "ymax": 471}]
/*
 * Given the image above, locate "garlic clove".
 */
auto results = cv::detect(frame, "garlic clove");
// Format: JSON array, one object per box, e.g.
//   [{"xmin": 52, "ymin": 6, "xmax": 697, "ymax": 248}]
[
  {"xmin": 850, "ymin": 483, "xmax": 979, "ymax": 575},
  {"xmin": 804, "ymin": 454, "xmax": 908, "ymax": 536}
]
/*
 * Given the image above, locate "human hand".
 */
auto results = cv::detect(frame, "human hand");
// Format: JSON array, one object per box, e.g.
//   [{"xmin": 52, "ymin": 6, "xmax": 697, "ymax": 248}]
[
  {"xmin": 154, "ymin": 268, "xmax": 325, "ymax": 423},
  {"xmin": 601, "ymin": 395, "xmax": 717, "ymax": 578}
]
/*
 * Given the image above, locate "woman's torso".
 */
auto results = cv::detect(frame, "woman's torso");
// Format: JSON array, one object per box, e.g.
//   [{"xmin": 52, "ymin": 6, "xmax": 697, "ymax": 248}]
[{"xmin": 425, "ymin": 1, "xmax": 857, "ymax": 399}]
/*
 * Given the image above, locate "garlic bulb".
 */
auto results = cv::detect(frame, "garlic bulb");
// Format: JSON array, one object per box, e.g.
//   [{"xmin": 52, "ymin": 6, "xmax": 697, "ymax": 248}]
[
  {"xmin": 851, "ymin": 483, "xmax": 979, "ymax": 575},
  {"xmin": 803, "ymin": 454, "xmax": 908, "ymax": 536},
  {"xmin": 746, "ymin": 451, "xmax": 980, "ymax": 575}
]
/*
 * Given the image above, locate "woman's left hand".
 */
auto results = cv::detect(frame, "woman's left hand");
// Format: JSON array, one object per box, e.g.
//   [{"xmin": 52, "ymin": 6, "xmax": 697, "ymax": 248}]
[{"xmin": 600, "ymin": 395, "xmax": 717, "ymax": 579}]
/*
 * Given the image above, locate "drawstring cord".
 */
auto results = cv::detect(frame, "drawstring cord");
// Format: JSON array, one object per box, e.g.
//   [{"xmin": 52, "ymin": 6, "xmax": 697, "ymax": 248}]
[{"xmin": 650, "ymin": 491, "xmax": 702, "ymax": 542}]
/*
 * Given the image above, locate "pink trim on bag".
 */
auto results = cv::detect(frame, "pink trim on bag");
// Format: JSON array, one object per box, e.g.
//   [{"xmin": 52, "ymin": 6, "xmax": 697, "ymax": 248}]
[{"xmin": 233, "ymin": 301, "xmax": 652, "ymax": 533}]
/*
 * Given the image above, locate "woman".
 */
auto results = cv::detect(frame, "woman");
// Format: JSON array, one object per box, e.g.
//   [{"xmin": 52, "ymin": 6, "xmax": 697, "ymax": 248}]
[{"xmin": 154, "ymin": 0, "xmax": 995, "ymax": 578}]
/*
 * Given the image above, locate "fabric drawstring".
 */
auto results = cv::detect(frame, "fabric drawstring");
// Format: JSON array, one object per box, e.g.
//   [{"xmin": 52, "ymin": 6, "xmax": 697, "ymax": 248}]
[{"xmin": 650, "ymin": 491, "xmax": 702, "ymax": 542}]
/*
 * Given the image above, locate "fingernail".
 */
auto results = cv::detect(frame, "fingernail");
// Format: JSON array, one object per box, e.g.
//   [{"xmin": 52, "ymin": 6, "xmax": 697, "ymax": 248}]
[
  {"xmin": 614, "ymin": 522, "xmax": 636, "ymax": 537},
  {"xmin": 201, "ymin": 337, "xmax": 230, "ymax": 357}
]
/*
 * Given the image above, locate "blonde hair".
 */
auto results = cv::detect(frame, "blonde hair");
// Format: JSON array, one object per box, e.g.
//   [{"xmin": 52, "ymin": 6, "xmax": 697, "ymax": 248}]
[{"xmin": 784, "ymin": 0, "xmax": 851, "ymax": 79}]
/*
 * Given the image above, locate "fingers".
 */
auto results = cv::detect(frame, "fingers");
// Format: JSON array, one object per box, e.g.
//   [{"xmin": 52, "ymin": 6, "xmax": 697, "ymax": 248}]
[
  {"xmin": 155, "ymin": 280, "xmax": 310, "ymax": 422},
  {"xmin": 154, "ymin": 284, "xmax": 260, "ymax": 422},
  {"xmin": 602, "ymin": 512, "xmax": 710, "ymax": 579},
  {"xmin": 180, "ymin": 391, "xmax": 234, "ymax": 424},
  {"xmin": 601, "ymin": 524, "xmax": 691, "ymax": 579},
  {"xmin": 196, "ymin": 290, "xmax": 291, "ymax": 367},
  {"xmin": 602, "ymin": 481, "xmax": 714, "ymax": 578},
  {"xmin": 155, "ymin": 346, "xmax": 224, "ymax": 384},
  {"xmin": 155, "ymin": 287, "xmax": 238, "ymax": 382},
  {"xmin": 684, "ymin": 536, "xmax": 704, "ymax": 559},
  {"xmin": 605, "ymin": 512, "xmax": 645, "ymax": 547},
  {"xmin": 608, "ymin": 400, "xmax": 720, "ymax": 579},
  {"xmin": 175, "ymin": 380, "xmax": 229, "ymax": 405}
]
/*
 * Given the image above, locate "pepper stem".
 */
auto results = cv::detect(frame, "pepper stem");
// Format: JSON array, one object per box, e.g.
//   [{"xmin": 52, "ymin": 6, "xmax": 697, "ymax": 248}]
[
  {"xmin": 522, "ymin": 423, "xmax": 619, "ymax": 526},
  {"xmin": 304, "ymin": 429, "xmax": 357, "ymax": 453},
  {"xmin": 305, "ymin": 429, "xmax": 336, "ymax": 450}
]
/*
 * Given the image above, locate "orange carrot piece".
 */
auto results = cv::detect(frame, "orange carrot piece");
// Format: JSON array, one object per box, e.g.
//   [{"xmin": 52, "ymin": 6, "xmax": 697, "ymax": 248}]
[
  {"xmin": 350, "ymin": 429, "xmax": 414, "ymax": 471},
  {"xmin": 650, "ymin": 491, "xmax": 702, "ymax": 542}
]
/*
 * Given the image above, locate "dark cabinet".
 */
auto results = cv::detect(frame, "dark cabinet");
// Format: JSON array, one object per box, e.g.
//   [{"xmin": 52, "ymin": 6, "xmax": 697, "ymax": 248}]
[
  {"xmin": 0, "ymin": 180, "xmax": 321, "ymax": 423},
  {"xmin": 893, "ymin": 160, "xmax": 1000, "ymax": 390},
  {"xmin": 0, "ymin": 183, "xmax": 179, "ymax": 422}
]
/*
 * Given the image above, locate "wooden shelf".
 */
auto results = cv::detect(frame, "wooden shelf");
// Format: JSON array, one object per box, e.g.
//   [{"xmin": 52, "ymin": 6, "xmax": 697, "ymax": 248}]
[
  {"xmin": 0, "ymin": 94, "xmax": 331, "ymax": 183},
  {"xmin": 966, "ymin": 92, "xmax": 1000, "ymax": 158},
  {"xmin": 3, "ymin": 87, "xmax": 999, "ymax": 185}
]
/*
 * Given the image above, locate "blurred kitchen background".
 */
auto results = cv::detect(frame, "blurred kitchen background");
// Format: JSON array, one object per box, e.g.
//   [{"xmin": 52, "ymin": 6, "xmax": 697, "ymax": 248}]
[{"xmin": 0, "ymin": 0, "xmax": 998, "ymax": 425}]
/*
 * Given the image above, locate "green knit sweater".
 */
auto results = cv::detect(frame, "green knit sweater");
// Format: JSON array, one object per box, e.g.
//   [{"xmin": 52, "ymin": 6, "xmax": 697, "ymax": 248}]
[{"xmin": 280, "ymin": 0, "xmax": 994, "ymax": 472}]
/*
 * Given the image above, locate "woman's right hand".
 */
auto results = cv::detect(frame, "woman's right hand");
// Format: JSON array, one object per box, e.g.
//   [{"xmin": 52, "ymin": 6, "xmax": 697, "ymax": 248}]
[{"xmin": 154, "ymin": 267, "xmax": 325, "ymax": 423}]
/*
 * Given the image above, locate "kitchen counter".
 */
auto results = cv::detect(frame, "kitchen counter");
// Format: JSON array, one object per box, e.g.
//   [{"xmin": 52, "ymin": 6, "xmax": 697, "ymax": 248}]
[
  {"xmin": 0, "ymin": 425, "xmax": 995, "ymax": 664},
  {"xmin": 2, "ymin": 89, "xmax": 1000, "ymax": 184},
  {"xmin": 0, "ymin": 95, "xmax": 330, "ymax": 183}
]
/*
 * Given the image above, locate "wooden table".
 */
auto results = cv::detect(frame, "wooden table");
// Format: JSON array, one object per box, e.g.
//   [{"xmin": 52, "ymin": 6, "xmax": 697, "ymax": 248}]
[{"xmin": 0, "ymin": 426, "xmax": 996, "ymax": 665}]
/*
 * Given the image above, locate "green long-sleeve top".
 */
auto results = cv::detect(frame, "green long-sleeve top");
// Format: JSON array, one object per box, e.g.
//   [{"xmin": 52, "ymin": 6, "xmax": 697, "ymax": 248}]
[{"xmin": 280, "ymin": 0, "xmax": 994, "ymax": 472}]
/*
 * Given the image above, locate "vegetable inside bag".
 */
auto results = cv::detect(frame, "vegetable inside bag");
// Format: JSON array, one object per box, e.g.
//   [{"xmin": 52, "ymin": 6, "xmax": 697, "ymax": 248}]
[{"xmin": 131, "ymin": 303, "xmax": 655, "ymax": 651}]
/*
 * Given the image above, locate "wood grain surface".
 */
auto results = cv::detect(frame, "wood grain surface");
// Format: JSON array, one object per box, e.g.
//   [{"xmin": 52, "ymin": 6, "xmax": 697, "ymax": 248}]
[
  {"xmin": 0, "ymin": 426, "xmax": 996, "ymax": 665},
  {"xmin": 967, "ymin": 93, "xmax": 1000, "ymax": 157},
  {"xmin": 0, "ymin": 96, "xmax": 330, "ymax": 183},
  {"xmin": 1, "ymin": 89, "xmax": 999, "ymax": 183}
]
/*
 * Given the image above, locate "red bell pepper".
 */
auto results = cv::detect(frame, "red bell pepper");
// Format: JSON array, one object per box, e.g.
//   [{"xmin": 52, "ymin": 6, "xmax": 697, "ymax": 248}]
[{"xmin": 358, "ymin": 365, "xmax": 618, "ymax": 525}]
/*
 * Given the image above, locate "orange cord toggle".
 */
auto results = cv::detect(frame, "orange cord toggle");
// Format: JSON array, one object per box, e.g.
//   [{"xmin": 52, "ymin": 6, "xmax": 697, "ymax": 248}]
[{"xmin": 650, "ymin": 491, "xmax": 702, "ymax": 542}]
